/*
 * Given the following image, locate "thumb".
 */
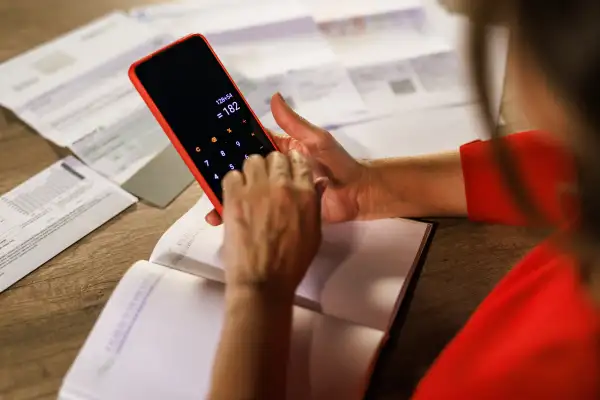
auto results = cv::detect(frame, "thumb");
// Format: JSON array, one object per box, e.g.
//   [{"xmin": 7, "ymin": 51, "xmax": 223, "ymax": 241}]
[{"xmin": 271, "ymin": 93, "xmax": 330, "ymax": 147}]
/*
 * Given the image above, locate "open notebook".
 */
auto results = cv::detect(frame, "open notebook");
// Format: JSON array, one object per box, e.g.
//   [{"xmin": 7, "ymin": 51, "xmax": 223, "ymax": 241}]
[{"xmin": 59, "ymin": 195, "xmax": 433, "ymax": 400}]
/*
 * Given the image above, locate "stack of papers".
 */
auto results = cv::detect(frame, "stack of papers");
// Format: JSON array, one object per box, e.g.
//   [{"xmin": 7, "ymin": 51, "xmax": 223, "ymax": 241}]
[
  {"xmin": 128, "ymin": 0, "xmax": 508, "ymax": 149},
  {"xmin": 0, "ymin": 0, "xmax": 508, "ymax": 187},
  {"xmin": 130, "ymin": 0, "xmax": 508, "ymax": 124}
]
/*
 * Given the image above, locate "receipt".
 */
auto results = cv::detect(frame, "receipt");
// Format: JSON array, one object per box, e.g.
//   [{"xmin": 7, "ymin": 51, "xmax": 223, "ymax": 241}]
[
  {"xmin": 0, "ymin": 12, "xmax": 174, "ymax": 183},
  {"xmin": 0, "ymin": 157, "xmax": 137, "ymax": 293}
]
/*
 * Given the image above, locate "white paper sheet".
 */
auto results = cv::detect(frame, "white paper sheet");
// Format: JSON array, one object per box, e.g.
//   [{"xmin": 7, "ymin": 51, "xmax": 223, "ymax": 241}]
[
  {"xmin": 0, "ymin": 157, "xmax": 137, "ymax": 293},
  {"xmin": 60, "ymin": 260, "xmax": 383, "ymax": 400},
  {"xmin": 304, "ymin": 0, "xmax": 508, "ymax": 119},
  {"xmin": 421, "ymin": 0, "xmax": 509, "ymax": 120},
  {"xmin": 346, "ymin": 43, "xmax": 472, "ymax": 114},
  {"xmin": 131, "ymin": 0, "xmax": 370, "ymax": 130},
  {"xmin": 150, "ymin": 195, "xmax": 429, "ymax": 331},
  {"xmin": 308, "ymin": 5, "xmax": 461, "ymax": 113},
  {"xmin": 330, "ymin": 103, "xmax": 485, "ymax": 160},
  {"xmin": 304, "ymin": 0, "xmax": 423, "ymax": 23},
  {"xmin": 0, "ymin": 12, "xmax": 173, "ymax": 183},
  {"xmin": 129, "ymin": 0, "xmax": 242, "ymax": 20},
  {"xmin": 68, "ymin": 106, "xmax": 168, "ymax": 184},
  {"xmin": 129, "ymin": 0, "xmax": 508, "ymax": 124}
]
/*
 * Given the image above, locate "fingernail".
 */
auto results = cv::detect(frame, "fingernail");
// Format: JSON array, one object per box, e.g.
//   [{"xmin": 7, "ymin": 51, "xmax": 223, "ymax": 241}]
[
  {"xmin": 289, "ymin": 148, "xmax": 301, "ymax": 158},
  {"xmin": 276, "ymin": 92, "xmax": 295, "ymax": 113}
]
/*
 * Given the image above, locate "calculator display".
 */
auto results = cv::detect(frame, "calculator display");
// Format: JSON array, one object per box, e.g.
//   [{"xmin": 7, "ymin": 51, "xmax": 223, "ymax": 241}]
[{"xmin": 133, "ymin": 35, "xmax": 276, "ymax": 203}]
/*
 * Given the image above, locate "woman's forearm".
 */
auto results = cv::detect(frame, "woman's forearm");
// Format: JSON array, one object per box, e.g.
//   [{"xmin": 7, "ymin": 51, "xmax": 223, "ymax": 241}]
[
  {"xmin": 360, "ymin": 151, "xmax": 467, "ymax": 220},
  {"xmin": 209, "ymin": 287, "xmax": 294, "ymax": 400}
]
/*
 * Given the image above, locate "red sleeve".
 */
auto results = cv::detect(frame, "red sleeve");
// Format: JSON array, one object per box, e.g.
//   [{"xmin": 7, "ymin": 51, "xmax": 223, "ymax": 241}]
[{"xmin": 460, "ymin": 130, "xmax": 575, "ymax": 226}]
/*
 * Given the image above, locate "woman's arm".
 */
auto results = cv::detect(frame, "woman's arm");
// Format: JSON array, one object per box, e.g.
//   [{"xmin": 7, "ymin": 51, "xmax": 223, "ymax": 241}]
[
  {"xmin": 363, "ymin": 130, "xmax": 574, "ymax": 226},
  {"xmin": 208, "ymin": 287, "xmax": 293, "ymax": 400},
  {"xmin": 361, "ymin": 151, "xmax": 467, "ymax": 220}
]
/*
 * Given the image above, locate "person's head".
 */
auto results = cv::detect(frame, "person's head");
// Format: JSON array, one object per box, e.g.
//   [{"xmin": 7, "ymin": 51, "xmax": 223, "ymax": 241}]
[{"xmin": 468, "ymin": 0, "xmax": 600, "ymax": 298}]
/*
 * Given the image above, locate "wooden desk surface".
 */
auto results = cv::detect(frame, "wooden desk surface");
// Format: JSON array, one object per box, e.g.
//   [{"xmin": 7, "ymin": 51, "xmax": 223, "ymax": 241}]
[{"xmin": 0, "ymin": 1, "xmax": 541, "ymax": 399}]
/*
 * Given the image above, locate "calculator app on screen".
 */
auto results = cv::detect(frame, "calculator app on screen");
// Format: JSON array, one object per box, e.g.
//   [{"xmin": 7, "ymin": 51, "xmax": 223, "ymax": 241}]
[{"xmin": 132, "ymin": 35, "xmax": 276, "ymax": 203}]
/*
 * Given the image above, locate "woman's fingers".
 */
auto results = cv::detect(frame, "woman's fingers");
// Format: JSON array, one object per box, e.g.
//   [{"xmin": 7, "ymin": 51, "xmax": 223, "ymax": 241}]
[
  {"xmin": 267, "ymin": 151, "xmax": 292, "ymax": 184},
  {"xmin": 243, "ymin": 154, "xmax": 268, "ymax": 187},
  {"xmin": 270, "ymin": 93, "xmax": 331, "ymax": 148},
  {"xmin": 289, "ymin": 150, "xmax": 313, "ymax": 190},
  {"xmin": 268, "ymin": 131, "xmax": 292, "ymax": 154},
  {"xmin": 213, "ymin": 151, "xmax": 317, "ymax": 226},
  {"xmin": 222, "ymin": 169, "xmax": 245, "ymax": 204},
  {"xmin": 205, "ymin": 209, "xmax": 223, "ymax": 226}
]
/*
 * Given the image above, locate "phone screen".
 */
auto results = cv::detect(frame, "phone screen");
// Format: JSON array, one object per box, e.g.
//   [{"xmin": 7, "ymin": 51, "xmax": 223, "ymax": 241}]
[{"xmin": 134, "ymin": 35, "xmax": 276, "ymax": 203}]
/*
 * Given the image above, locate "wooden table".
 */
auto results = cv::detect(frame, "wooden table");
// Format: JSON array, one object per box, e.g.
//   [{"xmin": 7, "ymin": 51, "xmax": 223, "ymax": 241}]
[{"xmin": 0, "ymin": 1, "xmax": 541, "ymax": 399}]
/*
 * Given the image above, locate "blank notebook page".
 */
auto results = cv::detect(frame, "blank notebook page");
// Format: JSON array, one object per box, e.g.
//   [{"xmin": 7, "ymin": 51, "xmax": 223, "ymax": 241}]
[
  {"xmin": 61, "ymin": 261, "xmax": 384, "ymax": 400},
  {"xmin": 151, "ymin": 195, "xmax": 431, "ymax": 331}
]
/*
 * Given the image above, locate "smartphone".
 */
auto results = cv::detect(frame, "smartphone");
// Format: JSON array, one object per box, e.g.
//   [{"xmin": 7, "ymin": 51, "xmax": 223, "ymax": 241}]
[{"xmin": 129, "ymin": 34, "xmax": 278, "ymax": 214}]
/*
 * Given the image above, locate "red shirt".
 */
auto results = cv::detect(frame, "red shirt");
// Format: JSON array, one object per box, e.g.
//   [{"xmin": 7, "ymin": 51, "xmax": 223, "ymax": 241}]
[{"xmin": 413, "ymin": 131, "xmax": 600, "ymax": 399}]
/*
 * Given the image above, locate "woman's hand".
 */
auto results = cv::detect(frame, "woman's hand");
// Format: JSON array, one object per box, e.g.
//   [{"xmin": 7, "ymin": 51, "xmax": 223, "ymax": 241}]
[
  {"xmin": 206, "ymin": 93, "xmax": 373, "ymax": 226},
  {"xmin": 221, "ymin": 150, "xmax": 323, "ymax": 299},
  {"xmin": 210, "ymin": 150, "xmax": 322, "ymax": 399}
]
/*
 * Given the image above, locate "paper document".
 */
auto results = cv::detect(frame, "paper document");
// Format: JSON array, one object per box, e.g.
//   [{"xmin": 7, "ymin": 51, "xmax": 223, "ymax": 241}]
[
  {"xmin": 69, "ymin": 106, "xmax": 168, "ymax": 184},
  {"xmin": 0, "ymin": 12, "xmax": 173, "ymax": 183},
  {"xmin": 330, "ymin": 104, "xmax": 484, "ymax": 160},
  {"xmin": 0, "ymin": 157, "xmax": 137, "ymax": 292},
  {"xmin": 308, "ymin": 0, "xmax": 426, "ymax": 34},
  {"xmin": 129, "ymin": 0, "xmax": 259, "ymax": 22},
  {"xmin": 345, "ymin": 42, "xmax": 470, "ymax": 113},
  {"xmin": 304, "ymin": 0, "xmax": 423, "ymax": 23},
  {"xmin": 302, "ymin": 0, "xmax": 508, "ymax": 119},
  {"xmin": 303, "ymin": 1, "xmax": 472, "ymax": 115},
  {"xmin": 131, "ymin": 0, "xmax": 370, "ymax": 130},
  {"xmin": 421, "ymin": 0, "xmax": 510, "ymax": 118}
]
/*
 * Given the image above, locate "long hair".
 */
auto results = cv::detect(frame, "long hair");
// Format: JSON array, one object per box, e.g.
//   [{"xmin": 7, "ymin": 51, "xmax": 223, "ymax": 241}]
[{"xmin": 467, "ymin": 0, "xmax": 600, "ymax": 301}]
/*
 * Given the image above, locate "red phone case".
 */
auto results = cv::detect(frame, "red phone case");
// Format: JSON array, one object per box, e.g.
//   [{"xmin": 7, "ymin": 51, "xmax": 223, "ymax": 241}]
[{"xmin": 128, "ymin": 33, "xmax": 278, "ymax": 215}]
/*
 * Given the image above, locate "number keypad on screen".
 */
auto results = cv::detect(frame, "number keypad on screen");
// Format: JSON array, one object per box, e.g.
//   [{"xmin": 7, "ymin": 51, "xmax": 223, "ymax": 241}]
[{"xmin": 193, "ymin": 120, "xmax": 271, "ymax": 186}]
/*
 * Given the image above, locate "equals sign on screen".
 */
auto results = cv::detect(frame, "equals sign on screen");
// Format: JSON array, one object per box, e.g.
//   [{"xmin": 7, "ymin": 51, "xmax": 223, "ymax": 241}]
[{"xmin": 217, "ymin": 113, "xmax": 223, "ymax": 119}]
